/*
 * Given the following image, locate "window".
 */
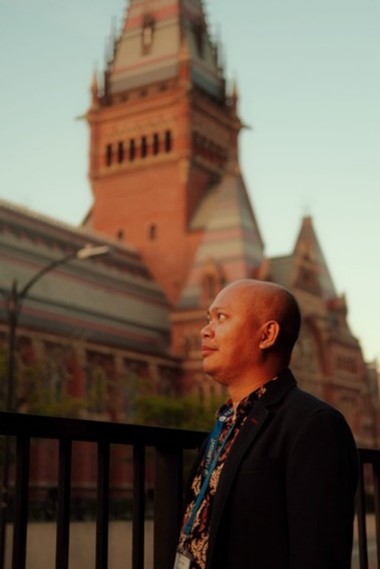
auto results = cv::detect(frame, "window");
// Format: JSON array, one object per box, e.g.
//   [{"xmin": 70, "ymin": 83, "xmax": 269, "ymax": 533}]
[
  {"xmin": 165, "ymin": 130, "xmax": 172, "ymax": 152},
  {"xmin": 201, "ymin": 261, "xmax": 224, "ymax": 306},
  {"xmin": 149, "ymin": 223, "xmax": 157, "ymax": 240},
  {"xmin": 204, "ymin": 274, "xmax": 217, "ymax": 302},
  {"xmin": 117, "ymin": 141, "xmax": 124, "ymax": 163},
  {"xmin": 142, "ymin": 15, "xmax": 155, "ymax": 55},
  {"xmin": 153, "ymin": 133, "xmax": 159, "ymax": 155},
  {"xmin": 193, "ymin": 20, "xmax": 204, "ymax": 57},
  {"xmin": 141, "ymin": 136, "xmax": 147, "ymax": 158},
  {"xmin": 129, "ymin": 139, "xmax": 135, "ymax": 161},
  {"xmin": 86, "ymin": 352, "xmax": 115, "ymax": 415},
  {"xmin": 105, "ymin": 144, "xmax": 112, "ymax": 166}
]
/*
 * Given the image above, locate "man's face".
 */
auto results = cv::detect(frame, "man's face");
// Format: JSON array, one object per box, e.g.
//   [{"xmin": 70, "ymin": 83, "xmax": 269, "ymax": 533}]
[{"xmin": 200, "ymin": 284, "xmax": 263, "ymax": 386}]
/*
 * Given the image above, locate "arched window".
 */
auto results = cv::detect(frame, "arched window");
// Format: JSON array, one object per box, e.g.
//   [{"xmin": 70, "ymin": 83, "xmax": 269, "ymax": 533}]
[
  {"xmin": 201, "ymin": 260, "xmax": 224, "ymax": 305},
  {"xmin": 204, "ymin": 273, "xmax": 217, "ymax": 301}
]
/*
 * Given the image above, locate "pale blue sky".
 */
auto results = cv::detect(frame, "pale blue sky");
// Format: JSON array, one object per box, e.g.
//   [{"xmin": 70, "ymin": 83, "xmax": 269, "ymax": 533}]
[{"xmin": 0, "ymin": 0, "xmax": 379, "ymax": 363}]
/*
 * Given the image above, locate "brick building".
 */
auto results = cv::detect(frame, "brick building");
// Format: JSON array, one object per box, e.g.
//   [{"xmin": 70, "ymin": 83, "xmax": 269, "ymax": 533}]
[
  {"xmin": 82, "ymin": 0, "xmax": 378, "ymax": 448},
  {"xmin": 0, "ymin": 0, "xmax": 379, "ymax": 505}
]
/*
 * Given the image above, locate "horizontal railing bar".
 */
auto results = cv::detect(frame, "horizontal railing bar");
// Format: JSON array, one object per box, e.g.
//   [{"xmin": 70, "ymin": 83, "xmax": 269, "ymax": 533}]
[
  {"xmin": 358, "ymin": 448, "xmax": 380, "ymax": 463},
  {"xmin": 0, "ymin": 412, "xmax": 207, "ymax": 449}
]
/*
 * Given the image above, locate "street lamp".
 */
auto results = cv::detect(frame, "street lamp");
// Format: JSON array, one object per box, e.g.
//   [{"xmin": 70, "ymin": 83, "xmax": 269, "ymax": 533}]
[
  {"xmin": 3, "ymin": 244, "xmax": 110, "ymax": 412},
  {"xmin": 0, "ymin": 243, "xmax": 110, "ymax": 569}
]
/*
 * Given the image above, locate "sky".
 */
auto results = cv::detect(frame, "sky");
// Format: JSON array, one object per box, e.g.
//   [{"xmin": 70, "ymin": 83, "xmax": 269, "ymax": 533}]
[{"xmin": 0, "ymin": 0, "xmax": 379, "ymax": 364}]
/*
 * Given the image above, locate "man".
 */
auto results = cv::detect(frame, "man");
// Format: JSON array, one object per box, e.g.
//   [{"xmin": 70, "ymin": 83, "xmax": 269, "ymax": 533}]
[{"xmin": 174, "ymin": 279, "xmax": 359, "ymax": 569}]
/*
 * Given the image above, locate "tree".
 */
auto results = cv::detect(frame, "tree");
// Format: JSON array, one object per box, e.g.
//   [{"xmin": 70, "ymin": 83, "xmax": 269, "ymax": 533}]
[
  {"xmin": 0, "ymin": 345, "xmax": 86, "ymax": 417},
  {"xmin": 134, "ymin": 393, "xmax": 224, "ymax": 431}
]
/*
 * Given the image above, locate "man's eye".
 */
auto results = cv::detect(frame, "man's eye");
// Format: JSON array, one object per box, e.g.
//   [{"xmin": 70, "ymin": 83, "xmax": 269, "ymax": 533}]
[{"xmin": 217, "ymin": 313, "xmax": 226, "ymax": 322}]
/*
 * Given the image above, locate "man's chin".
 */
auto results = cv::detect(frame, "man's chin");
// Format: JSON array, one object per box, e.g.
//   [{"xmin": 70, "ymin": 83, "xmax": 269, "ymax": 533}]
[
  {"xmin": 202, "ymin": 363, "xmax": 223, "ymax": 384},
  {"xmin": 202, "ymin": 362, "xmax": 214, "ymax": 378}
]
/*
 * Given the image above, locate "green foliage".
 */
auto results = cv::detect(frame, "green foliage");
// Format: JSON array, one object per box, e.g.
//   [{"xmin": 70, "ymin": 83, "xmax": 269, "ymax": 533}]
[
  {"xmin": 15, "ymin": 361, "xmax": 84, "ymax": 417},
  {"xmin": 28, "ymin": 390, "xmax": 86, "ymax": 418},
  {"xmin": 0, "ymin": 348, "xmax": 86, "ymax": 417},
  {"xmin": 134, "ymin": 393, "xmax": 225, "ymax": 431}
]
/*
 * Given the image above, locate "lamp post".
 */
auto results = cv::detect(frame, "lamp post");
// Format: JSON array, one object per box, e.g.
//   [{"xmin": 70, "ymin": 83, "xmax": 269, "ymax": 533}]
[{"xmin": 0, "ymin": 243, "xmax": 110, "ymax": 569}]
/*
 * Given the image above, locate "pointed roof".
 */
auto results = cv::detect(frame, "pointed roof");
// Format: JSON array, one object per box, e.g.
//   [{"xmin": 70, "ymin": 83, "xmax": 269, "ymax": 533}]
[
  {"xmin": 293, "ymin": 215, "xmax": 337, "ymax": 298},
  {"xmin": 103, "ymin": 0, "xmax": 225, "ymax": 101},
  {"xmin": 259, "ymin": 216, "xmax": 337, "ymax": 299},
  {"xmin": 178, "ymin": 165, "xmax": 264, "ymax": 308}
]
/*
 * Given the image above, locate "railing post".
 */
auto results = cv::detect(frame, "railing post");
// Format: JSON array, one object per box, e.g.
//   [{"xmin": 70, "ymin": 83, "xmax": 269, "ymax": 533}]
[
  {"xmin": 11, "ymin": 435, "xmax": 30, "ymax": 569},
  {"xmin": 132, "ymin": 445, "xmax": 145, "ymax": 569},
  {"xmin": 96, "ymin": 441, "xmax": 110, "ymax": 569},
  {"xmin": 356, "ymin": 460, "xmax": 369, "ymax": 569},
  {"xmin": 0, "ymin": 436, "xmax": 12, "ymax": 569},
  {"xmin": 372, "ymin": 458, "xmax": 380, "ymax": 569},
  {"xmin": 154, "ymin": 446, "xmax": 183, "ymax": 569},
  {"xmin": 56, "ymin": 439, "xmax": 72, "ymax": 569}
]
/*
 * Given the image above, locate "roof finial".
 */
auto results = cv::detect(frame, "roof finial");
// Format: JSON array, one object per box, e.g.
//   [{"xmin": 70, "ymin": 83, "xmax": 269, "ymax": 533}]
[
  {"xmin": 90, "ymin": 69, "xmax": 99, "ymax": 108},
  {"xmin": 231, "ymin": 78, "xmax": 239, "ymax": 113}
]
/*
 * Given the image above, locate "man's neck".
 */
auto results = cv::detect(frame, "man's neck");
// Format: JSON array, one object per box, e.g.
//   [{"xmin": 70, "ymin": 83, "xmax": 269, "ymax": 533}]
[
  {"xmin": 229, "ymin": 381, "xmax": 266, "ymax": 412},
  {"xmin": 229, "ymin": 373, "xmax": 279, "ymax": 412}
]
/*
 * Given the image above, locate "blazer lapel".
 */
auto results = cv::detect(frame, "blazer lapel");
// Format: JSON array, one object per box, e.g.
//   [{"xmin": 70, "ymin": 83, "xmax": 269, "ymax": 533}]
[
  {"xmin": 209, "ymin": 403, "xmax": 270, "ymax": 529},
  {"xmin": 207, "ymin": 370, "xmax": 297, "ymax": 561}
]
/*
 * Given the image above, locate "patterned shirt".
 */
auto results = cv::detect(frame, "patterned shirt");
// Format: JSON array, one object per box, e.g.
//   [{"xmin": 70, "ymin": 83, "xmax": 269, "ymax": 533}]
[{"xmin": 177, "ymin": 381, "xmax": 275, "ymax": 569}]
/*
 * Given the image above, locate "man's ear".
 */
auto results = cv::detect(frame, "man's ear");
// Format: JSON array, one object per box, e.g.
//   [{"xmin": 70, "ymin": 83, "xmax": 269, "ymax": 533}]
[{"xmin": 259, "ymin": 320, "xmax": 280, "ymax": 349}]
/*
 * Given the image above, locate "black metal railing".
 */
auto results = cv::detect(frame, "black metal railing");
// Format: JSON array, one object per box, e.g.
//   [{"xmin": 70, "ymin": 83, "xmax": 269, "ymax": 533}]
[
  {"xmin": 0, "ymin": 411, "xmax": 379, "ymax": 569},
  {"xmin": 0, "ymin": 412, "xmax": 207, "ymax": 569}
]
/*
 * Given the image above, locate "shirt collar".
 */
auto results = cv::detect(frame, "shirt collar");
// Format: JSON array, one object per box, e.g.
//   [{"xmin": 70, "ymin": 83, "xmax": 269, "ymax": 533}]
[{"xmin": 216, "ymin": 376, "xmax": 279, "ymax": 421}]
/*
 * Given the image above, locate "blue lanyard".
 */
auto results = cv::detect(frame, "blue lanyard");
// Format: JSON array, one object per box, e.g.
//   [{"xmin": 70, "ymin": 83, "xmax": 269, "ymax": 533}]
[{"xmin": 184, "ymin": 407, "xmax": 235, "ymax": 536}]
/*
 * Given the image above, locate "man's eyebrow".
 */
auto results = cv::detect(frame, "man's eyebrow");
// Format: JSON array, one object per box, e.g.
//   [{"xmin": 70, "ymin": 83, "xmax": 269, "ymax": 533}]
[{"xmin": 208, "ymin": 305, "xmax": 225, "ymax": 314}]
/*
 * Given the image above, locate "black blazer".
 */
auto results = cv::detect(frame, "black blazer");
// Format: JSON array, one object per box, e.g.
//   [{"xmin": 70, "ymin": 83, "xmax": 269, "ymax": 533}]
[{"xmin": 186, "ymin": 369, "xmax": 359, "ymax": 569}]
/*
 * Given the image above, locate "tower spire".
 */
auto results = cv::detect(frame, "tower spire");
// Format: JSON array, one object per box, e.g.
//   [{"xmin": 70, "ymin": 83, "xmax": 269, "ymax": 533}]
[{"xmin": 86, "ymin": 0, "xmax": 251, "ymax": 304}]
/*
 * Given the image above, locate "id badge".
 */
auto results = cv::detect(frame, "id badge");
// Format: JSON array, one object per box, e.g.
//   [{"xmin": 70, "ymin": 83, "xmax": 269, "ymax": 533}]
[{"xmin": 173, "ymin": 550, "xmax": 192, "ymax": 569}]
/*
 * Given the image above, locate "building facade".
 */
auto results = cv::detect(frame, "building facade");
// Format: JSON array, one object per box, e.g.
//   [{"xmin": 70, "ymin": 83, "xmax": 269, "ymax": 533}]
[
  {"xmin": 83, "ymin": 0, "xmax": 379, "ymax": 448},
  {"xmin": 0, "ymin": 0, "xmax": 378, "ymax": 507},
  {"xmin": 0, "ymin": 200, "xmax": 178, "ymax": 502}
]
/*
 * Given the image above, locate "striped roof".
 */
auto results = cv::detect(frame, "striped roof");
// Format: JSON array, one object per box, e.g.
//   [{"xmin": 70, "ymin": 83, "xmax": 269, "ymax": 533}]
[
  {"xmin": 104, "ymin": 0, "xmax": 225, "ymax": 101},
  {"xmin": 0, "ymin": 199, "xmax": 171, "ymax": 355},
  {"xmin": 178, "ymin": 162, "xmax": 264, "ymax": 308}
]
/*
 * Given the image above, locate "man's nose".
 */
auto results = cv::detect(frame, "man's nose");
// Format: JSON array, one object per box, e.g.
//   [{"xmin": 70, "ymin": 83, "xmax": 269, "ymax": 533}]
[{"xmin": 201, "ymin": 321, "xmax": 213, "ymax": 338}]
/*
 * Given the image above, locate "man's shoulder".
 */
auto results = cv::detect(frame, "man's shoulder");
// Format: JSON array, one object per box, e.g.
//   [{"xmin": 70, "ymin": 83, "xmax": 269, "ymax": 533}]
[
  {"xmin": 275, "ymin": 369, "xmax": 349, "ymax": 424},
  {"xmin": 289, "ymin": 385, "xmax": 344, "ymax": 421}
]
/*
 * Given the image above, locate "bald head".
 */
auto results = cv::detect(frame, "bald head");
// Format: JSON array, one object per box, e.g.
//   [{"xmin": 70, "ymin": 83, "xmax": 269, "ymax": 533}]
[
  {"xmin": 201, "ymin": 278, "xmax": 302, "ymax": 393},
  {"xmin": 217, "ymin": 279, "xmax": 301, "ymax": 360}
]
